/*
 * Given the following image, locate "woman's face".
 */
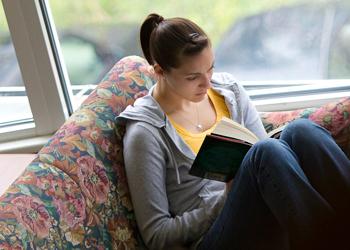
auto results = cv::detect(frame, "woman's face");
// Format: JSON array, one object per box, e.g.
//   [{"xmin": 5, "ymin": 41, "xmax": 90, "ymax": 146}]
[{"xmin": 162, "ymin": 46, "xmax": 215, "ymax": 102}]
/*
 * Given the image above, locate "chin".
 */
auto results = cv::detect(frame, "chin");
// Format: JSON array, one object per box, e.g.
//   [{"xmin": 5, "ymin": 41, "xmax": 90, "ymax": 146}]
[{"xmin": 192, "ymin": 94, "xmax": 207, "ymax": 102}]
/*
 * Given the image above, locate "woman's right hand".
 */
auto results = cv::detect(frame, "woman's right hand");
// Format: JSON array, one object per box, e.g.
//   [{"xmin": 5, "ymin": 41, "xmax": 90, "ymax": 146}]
[{"xmin": 225, "ymin": 179, "xmax": 233, "ymax": 195}]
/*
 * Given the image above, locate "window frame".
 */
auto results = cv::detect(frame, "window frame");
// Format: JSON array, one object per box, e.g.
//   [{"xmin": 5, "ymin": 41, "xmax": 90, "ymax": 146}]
[
  {"xmin": 1, "ymin": 0, "xmax": 70, "ymax": 143},
  {"xmin": 244, "ymin": 79, "xmax": 350, "ymax": 111}
]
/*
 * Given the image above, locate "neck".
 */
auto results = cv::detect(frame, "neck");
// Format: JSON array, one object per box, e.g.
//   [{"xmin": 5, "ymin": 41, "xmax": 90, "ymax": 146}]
[{"xmin": 152, "ymin": 80, "xmax": 195, "ymax": 115}]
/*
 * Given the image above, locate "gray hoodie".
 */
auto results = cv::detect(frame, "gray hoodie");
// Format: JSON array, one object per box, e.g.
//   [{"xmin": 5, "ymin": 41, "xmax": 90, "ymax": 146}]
[{"xmin": 117, "ymin": 72, "xmax": 267, "ymax": 250}]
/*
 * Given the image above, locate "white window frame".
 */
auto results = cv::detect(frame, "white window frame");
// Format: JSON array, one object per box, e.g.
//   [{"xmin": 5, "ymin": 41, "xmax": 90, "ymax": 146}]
[
  {"xmin": 1, "ymin": 0, "xmax": 71, "ymax": 144},
  {"xmin": 244, "ymin": 80, "xmax": 350, "ymax": 111}
]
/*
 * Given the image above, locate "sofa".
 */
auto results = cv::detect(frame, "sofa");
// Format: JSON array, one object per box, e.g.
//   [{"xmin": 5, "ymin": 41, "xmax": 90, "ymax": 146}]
[{"xmin": 0, "ymin": 56, "xmax": 349, "ymax": 249}]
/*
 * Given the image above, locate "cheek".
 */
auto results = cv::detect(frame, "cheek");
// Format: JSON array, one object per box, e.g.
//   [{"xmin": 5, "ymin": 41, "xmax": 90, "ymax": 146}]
[
  {"xmin": 176, "ymin": 82, "xmax": 200, "ymax": 98},
  {"xmin": 167, "ymin": 75, "xmax": 201, "ymax": 97},
  {"xmin": 177, "ymin": 82, "xmax": 197, "ymax": 94},
  {"xmin": 169, "ymin": 76, "xmax": 192, "ymax": 90}
]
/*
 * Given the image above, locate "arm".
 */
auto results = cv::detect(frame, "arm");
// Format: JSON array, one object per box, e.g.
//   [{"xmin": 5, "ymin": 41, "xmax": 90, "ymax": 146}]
[
  {"xmin": 123, "ymin": 122, "xmax": 221, "ymax": 249},
  {"xmin": 236, "ymin": 82, "xmax": 267, "ymax": 140},
  {"xmin": 212, "ymin": 72, "xmax": 267, "ymax": 139}
]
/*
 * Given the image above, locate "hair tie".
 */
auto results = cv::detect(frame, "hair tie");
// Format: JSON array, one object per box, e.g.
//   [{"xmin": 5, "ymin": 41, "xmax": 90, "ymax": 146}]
[{"xmin": 156, "ymin": 15, "xmax": 164, "ymax": 25}]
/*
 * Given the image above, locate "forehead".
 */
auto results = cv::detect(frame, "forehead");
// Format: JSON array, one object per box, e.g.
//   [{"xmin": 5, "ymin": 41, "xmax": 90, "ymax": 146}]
[{"xmin": 173, "ymin": 47, "xmax": 214, "ymax": 74}]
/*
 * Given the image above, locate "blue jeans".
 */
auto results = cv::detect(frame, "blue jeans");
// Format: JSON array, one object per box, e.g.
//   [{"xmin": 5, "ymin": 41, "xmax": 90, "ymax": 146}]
[{"xmin": 198, "ymin": 119, "xmax": 350, "ymax": 250}]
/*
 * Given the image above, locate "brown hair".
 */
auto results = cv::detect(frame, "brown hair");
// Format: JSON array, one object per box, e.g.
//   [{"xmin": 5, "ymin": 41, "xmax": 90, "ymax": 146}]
[{"xmin": 140, "ymin": 13, "xmax": 210, "ymax": 71}]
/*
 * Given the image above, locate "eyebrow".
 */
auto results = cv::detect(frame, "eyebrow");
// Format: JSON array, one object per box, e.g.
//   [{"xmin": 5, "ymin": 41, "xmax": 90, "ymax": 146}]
[{"xmin": 185, "ymin": 62, "xmax": 215, "ymax": 76}]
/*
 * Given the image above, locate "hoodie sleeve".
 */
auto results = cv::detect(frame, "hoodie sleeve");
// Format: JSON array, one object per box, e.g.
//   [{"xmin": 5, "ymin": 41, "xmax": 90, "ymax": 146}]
[
  {"xmin": 212, "ymin": 72, "xmax": 267, "ymax": 139},
  {"xmin": 123, "ymin": 122, "xmax": 222, "ymax": 250},
  {"xmin": 235, "ymin": 82, "xmax": 268, "ymax": 140}
]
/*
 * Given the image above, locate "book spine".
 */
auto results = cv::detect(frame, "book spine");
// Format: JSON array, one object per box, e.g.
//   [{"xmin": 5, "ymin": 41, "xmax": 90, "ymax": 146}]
[{"xmin": 189, "ymin": 167, "xmax": 231, "ymax": 182}]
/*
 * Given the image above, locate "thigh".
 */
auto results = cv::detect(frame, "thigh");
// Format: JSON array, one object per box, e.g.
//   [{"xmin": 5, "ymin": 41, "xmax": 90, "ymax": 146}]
[
  {"xmin": 280, "ymin": 119, "xmax": 350, "ymax": 217},
  {"xmin": 198, "ymin": 145, "xmax": 288, "ymax": 250}
]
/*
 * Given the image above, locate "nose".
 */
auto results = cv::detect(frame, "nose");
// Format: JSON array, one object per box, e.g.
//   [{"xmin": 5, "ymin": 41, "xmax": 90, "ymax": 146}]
[{"xmin": 201, "ymin": 72, "xmax": 212, "ymax": 89}]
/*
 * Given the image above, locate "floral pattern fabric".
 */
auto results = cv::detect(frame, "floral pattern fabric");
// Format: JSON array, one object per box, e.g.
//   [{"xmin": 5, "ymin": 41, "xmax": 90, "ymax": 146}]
[
  {"xmin": 0, "ymin": 55, "xmax": 348, "ymax": 249},
  {"xmin": 260, "ymin": 97, "xmax": 350, "ymax": 157},
  {"xmin": 0, "ymin": 56, "xmax": 155, "ymax": 249}
]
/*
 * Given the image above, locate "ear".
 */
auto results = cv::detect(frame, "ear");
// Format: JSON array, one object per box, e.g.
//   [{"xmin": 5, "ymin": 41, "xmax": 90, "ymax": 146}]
[{"xmin": 153, "ymin": 63, "xmax": 165, "ymax": 79}]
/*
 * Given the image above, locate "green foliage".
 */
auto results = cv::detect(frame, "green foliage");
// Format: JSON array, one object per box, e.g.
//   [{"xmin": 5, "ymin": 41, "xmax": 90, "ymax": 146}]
[
  {"xmin": 1, "ymin": 0, "xmax": 336, "ymax": 44},
  {"xmin": 48, "ymin": 0, "xmax": 306, "ymax": 45},
  {"xmin": 0, "ymin": 2, "xmax": 9, "ymax": 36}
]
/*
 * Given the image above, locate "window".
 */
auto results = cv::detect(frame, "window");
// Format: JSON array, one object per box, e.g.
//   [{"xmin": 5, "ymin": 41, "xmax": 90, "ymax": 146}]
[
  {"xmin": 47, "ymin": 0, "xmax": 350, "ymax": 111},
  {"xmin": 0, "ymin": 1, "xmax": 33, "ymax": 134},
  {"xmin": 0, "ymin": 0, "xmax": 69, "ymax": 144},
  {"xmin": 215, "ymin": 1, "xmax": 350, "ymax": 80},
  {"xmin": 214, "ymin": 1, "xmax": 350, "ymax": 110}
]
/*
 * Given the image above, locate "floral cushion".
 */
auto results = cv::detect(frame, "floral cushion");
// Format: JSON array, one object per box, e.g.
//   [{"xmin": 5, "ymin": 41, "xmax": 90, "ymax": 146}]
[
  {"xmin": 260, "ymin": 97, "xmax": 350, "ymax": 157},
  {"xmin": 0, "ymin": 56, "xmax": 155, "ymax": 249}
]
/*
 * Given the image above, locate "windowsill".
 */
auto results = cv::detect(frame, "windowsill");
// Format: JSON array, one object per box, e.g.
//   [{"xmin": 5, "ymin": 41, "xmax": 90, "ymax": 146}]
[
  {"xmin": 253, "ymin": 91, "xmax": 350, "ymax": 112},
  {"xmin": 0, "ymin": 154, "xmax": 37, "ymax": 196},
  {"xmin": 0, "ymin": 122, "xmax": 36, "ymax": 144},
  {"xmin": 0, "ymin": 135, "xmax": 52, "ymax": 153}
]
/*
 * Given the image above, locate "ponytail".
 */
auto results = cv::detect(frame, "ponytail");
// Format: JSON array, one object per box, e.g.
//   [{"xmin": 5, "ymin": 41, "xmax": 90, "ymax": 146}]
[{"xmin": 140, "ymin": 13, "xmax": 164, "ymax": 65}]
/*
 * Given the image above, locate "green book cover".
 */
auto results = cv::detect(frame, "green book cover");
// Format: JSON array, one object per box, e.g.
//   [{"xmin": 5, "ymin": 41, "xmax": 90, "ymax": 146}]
[
  {"xmin": 189, "ymin": 134, "xmax": 252, "ymax": 182},
  {"xmin": 189, "ymin": 117, "xmax": 285, "ymax": 182}
]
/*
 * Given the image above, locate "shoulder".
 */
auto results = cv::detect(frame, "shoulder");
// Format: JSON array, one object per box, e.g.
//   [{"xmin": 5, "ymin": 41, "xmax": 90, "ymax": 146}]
[
  {"xmin": 125, "ymin": 120, "xmax": 161, "ymax": 139},
  {"xmin": 211, "ymin": 72, "xmax": 246, "ymax": 93},
  {"xmin": 211, "ymin": 72, "xmax": 238, "ymax": 86},
  {"xmin": 123, "ymin": 120, "xmax": 170, "ymax": 152},
  {"xmin": 122, "ymin": 120, "xmax": 170, "ymax": 168},
  {"xmin": 211, "ymin": 72, "xmax": 248, "ymax": 98}
]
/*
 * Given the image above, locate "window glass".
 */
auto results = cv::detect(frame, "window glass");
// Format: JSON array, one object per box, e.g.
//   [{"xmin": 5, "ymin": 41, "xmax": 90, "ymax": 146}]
[
  {"xmin": 328, "ymin": 13, "xmax": 350, "ymax": 79},
  {"xmin": 215, "ymin": 1, "xmax": 350, "ymax": 80},
  {"xmin": 47, "ymin": 0, "xmax": 350, "ymax": 105},
  {"xmin": 0, "ymin": 2, "xmax": 33, "ymax": 129}
]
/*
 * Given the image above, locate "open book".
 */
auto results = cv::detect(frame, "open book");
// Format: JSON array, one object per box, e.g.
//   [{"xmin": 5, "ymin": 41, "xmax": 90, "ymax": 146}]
[{"xmin": 189, "ymin": 117, "xmax": 285, "ymax": 182}]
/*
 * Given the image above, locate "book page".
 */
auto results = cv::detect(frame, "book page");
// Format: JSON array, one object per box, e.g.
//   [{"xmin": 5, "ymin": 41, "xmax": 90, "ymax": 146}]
[
  {"xmin": 266, "ymin": 124, "xmax": 287, "ymax": 138},
  {"xmin": 212, "ymin": 117, "xmax": 259, "ymax": 145}
]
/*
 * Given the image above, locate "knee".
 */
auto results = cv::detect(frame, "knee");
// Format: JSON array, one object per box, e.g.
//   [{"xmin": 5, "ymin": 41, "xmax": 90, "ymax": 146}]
[
  {"xmin": 253, "ymin": 138, "xmax": 281, "ymax": 152},
  {"xmin": 245, "ymin": 138, "xmax": 289, "ymax": 174},
  {"xmin": 287, "ymin": 118, "xmax": 314, "ymax": 131},
  {"xmin": 250, "ymin": 138, "xmax": 285, "ymax": 164},
  {"xmin": 281, "ymin": 118, "xmax": 325, "ymax": 143}
]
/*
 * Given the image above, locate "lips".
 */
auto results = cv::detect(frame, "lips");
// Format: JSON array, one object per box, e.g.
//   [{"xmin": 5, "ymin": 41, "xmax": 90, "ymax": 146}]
[{"xmin": 196, "ymin": 92, "xmax": 207, "ymax": 96}]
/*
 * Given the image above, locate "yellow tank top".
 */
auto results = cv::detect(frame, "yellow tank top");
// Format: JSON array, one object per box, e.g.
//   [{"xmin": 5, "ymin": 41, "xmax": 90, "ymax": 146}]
[{"xmin": 169, "ymin": 89, "xmax": 230, "ymax": 154}]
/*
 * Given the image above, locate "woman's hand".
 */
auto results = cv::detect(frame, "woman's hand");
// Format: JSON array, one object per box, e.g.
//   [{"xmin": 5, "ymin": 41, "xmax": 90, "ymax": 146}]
[{"xmin": 225, "ymin": 179, "xmax": 233, "ymax": 195}]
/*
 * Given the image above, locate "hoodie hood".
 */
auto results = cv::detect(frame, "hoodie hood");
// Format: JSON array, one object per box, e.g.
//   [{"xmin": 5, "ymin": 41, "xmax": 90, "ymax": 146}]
[
  {"xmin": 116, "ymin": 85, "xmax": 195, "ymax": 185},
  {"xmin": 116, "ymin": 85, "xmax": 167, "ymax": 128}
]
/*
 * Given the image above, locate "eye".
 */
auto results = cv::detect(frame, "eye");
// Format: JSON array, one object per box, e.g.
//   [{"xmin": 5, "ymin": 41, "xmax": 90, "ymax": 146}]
[{"xmin": 186, "ymin": 76, "xmax": 198, "ymax": 81}]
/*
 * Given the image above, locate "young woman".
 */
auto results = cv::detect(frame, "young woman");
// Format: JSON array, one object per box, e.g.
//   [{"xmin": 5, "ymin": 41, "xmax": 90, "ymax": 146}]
[{"xmin": 118, "ymin": 13, "xmax": 350, "ymax": 250}]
